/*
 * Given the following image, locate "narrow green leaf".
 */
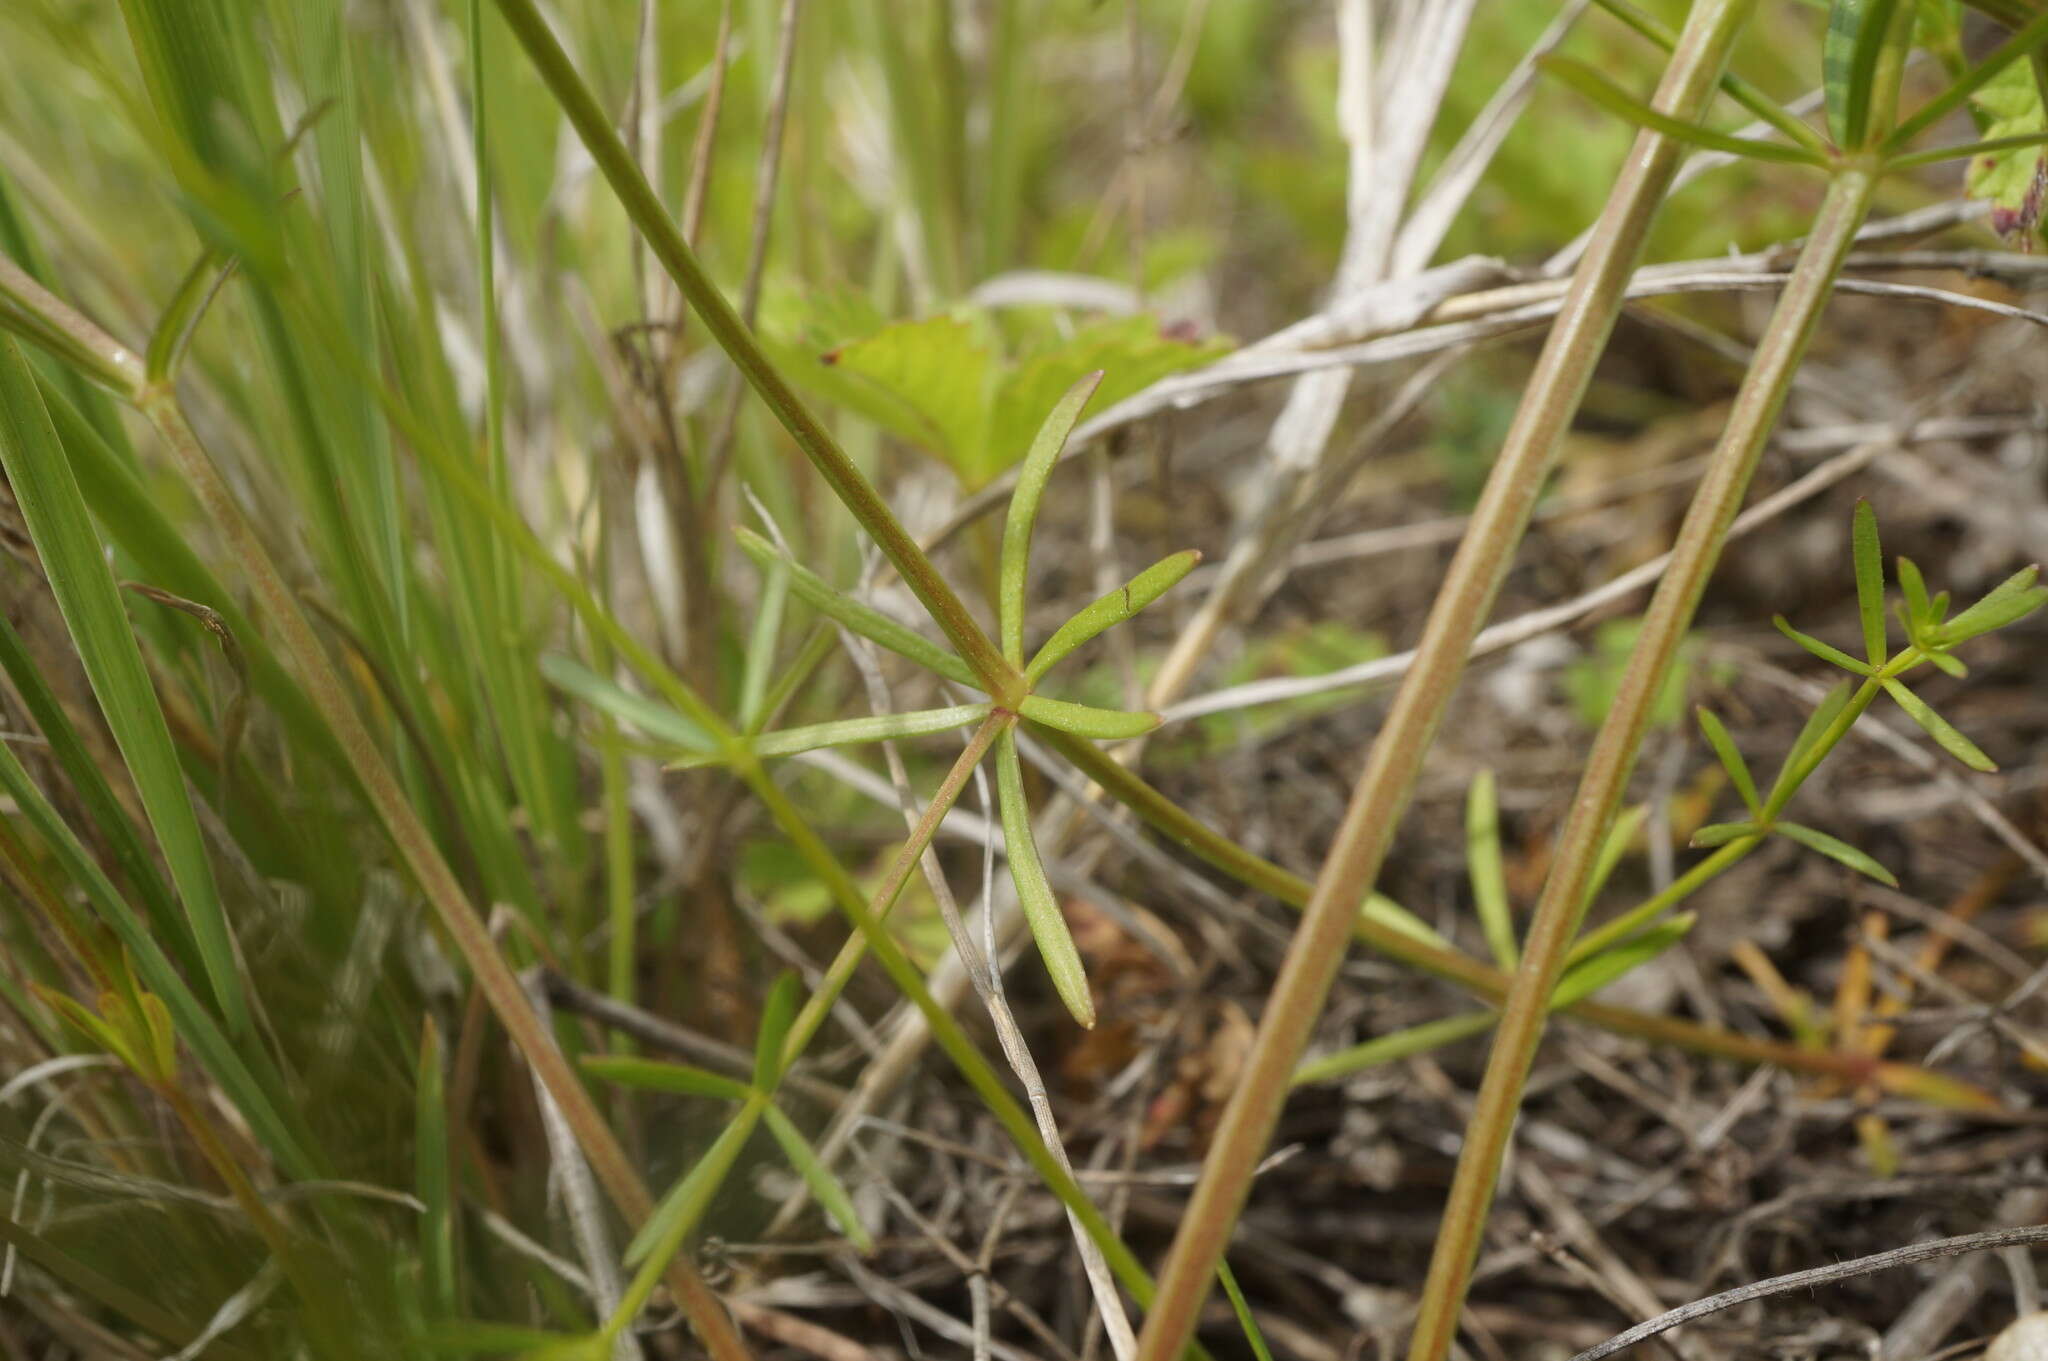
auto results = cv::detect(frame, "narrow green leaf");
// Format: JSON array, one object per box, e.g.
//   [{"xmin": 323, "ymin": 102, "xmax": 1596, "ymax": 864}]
[
  {"xmin": 761, "ymin": 1104, "xmax": 873, "ymax": 1252},
  {"xmin": 1590, "ymin": 0, "xmax": 1834, "ymax": 154},
  {"xmin": 737, "ymin": 527, "xmax": 978, "ymax": 688},
  {"xmin": 1585, "ymin": 803, "xmax": 1650, "ymax": 908},
  {"xmin": 738, "ymin": 704, "xmax": 991, "ymax": 763},
  {"xmin": 1293, "ymin": 1011, "xmax": 1496, "ymax": 1086},
  {"xmin": 1896, "ymin": 556, "xmax": 1932, "ymax": 630},
  {"xmin": 582, "ymin": 1056, "xmax": 753, "ymax": 1105},
  {"xmin": 1928, "ymin": 651, "xmax": 1969, "ymax": 679},
  {"xmin": 1551, "ymin": 914, "xmax": 1694, "ymax": 1008},
  {"xmin": 738, "ymin": 559, "xmax": 790, "ymax": 731},
  {"xmin": 624, "ymin": 1112, "xmax": 758, "ymax": 1265},
  {"xmin": 1363, "ymin": 893, "xmax": 1455, "ymax": 952},
  {"xmin": 754, "ymin": 973, "xmax": 799, "ymax": 1091},
  {"xmin": 1773, "ymin": 615, "xmax": 1873, "ymax": 675},
  {"xmin": 1542, "ymin": 56, "xmax": 1828, "ymax": 164},
  {"xmin": 1017, "ymin": 693, "xmax": 1160, "ymax": 740},
  {"xmin": 1217, "ymin": 1260, "xmax": 1275, "ymax": 1361},
  {"xmin": 1696, "ymin": 709, "xmax": 1761, "ymax": 815},
  {"xmin": 1889, "ymin": 128, "xmax": 2048, "ymax": 169},
  {"xmin": 1025, "ymin": 549, "xmax": 1201, "ymax": 684},
  {"xmin": 541, "ymin": 654, "xmax": 718, "ymax": 754},
  {"xmin": 1827, "ymin": 0, "xmax": 1906, "ymax": 148},
  {"xmin": 1000, "ymin": 372, "xmax": 1102, "ymax": 666},
  {"xmin": 1777, "ymin": 680, "xmax": 1854, "ymax": 794},
  {"xmin": 0, "ymin": 338, "xmax": 246, "ymax": 1033},
  {"xmin": 1690, "ymin": 821, "xmax": 1759, "ymax": 848},
  {"xmin": 415, "ymin": 1018, "xmax": 457, "ymax": 1321},
  {"xmin": 995, "ymin": 726, "xmax": 1095, "ymax": 1027},
  {"xmin": 1941, "ymin": 564, "xmax": 2045, "ymax": 642},
  {"xmin": 1464, "ymin": 770, "xmax": 1517, "ymax": 970},
  {"xmin": 1776, "ymin": 821, "xmax": 1900, "ymax": 886},
  {"xmin": 145, "ymin": 245, "xmax": 234, "ymax": 386},
  {"xmin": 1882, "ymin": 677, "xmax": 1996, "ymax": 770},
  {"xmin": 1884, "ymin": 0, "xmax": 2048, "ymax": 149},
  {"xmin": 1851, "ymin": 500, "xmax": 1887, "ymax": 668}
]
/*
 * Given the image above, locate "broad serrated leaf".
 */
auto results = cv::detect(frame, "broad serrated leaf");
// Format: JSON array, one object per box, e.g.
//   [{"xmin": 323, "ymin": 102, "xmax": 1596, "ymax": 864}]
[
  {"xmin": 583, "ymin": 1056, "xmax": 753, "ymax": 1105},
  {"xmin": 1964, "ymin": 58, "xmax": 2048, "ymax": 240},
  {"xmin": 1852, "ymin": 500, "xmax": 1888, "ymax": 667},
  {"xmin": 989, "ymin": 315, "xmax": 1233, "ymax": 479},
  {"xmin": 1696, "ymin": 708, "xmax": 1760, "ymax": 815},
  {"xmin": 995, "ymin": 726, "xmax": 1095, "ymax": 1027},
  {"xmin": 1000, "ymin": 372, "xmax": 1102, "ymax": 665},
  {"xmin": 1882, "ymin": 677, "xmax": 1996, "ymax": 770},
  {"xmin": 736, "ymin": 528, "xmax": 978, "ymax": 687},
  {"xmin": 542, "ymin": 654, "xmax": 717, "ymax": 754},
  {"xmin": 762, "ymin": 1104, "xmax": 873, "ymax": 1252},
  {"xmin": 1776, "ymin": 821, "xmax": 1900, "ymax": 886},
  {"xmin": 767, "ymin": 314, "xmax": 993, "ymax": 477},
  {"xmin": 1465, "ymin": 770, "xmax": 1516, "ymax": 971},
  {"xmin": 1025, "ymin": 549, "xmax": 1201, "ymax": 683},
  {"xmin": 1941, "ymin": 564, "xmax": 2045, "ymax": 642},
  {"xmin": 754, "ymin": 973, "xmax": 800, "ymax": 1090},
  {"xmin": 1690, "ymin": 821, "xmax": 1759, "ymax": 849},
  {"xmin": 1017, "ymin": 693, "xmax": 1160, "ymax": 740},
  {"xmin": 1774, "ymin": 615, "xmax": 1874, "ymax": 675}
]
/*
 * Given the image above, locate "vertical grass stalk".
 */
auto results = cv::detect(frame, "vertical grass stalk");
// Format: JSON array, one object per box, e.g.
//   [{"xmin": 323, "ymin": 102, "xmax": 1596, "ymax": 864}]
[
  {"xmin": 1403, "ymin": 161, "xmax": 1881, "ymax": 1361},
  {"xmin": 1130, "ymin": 6, "xmax": 1759, "ymax": 1356}
]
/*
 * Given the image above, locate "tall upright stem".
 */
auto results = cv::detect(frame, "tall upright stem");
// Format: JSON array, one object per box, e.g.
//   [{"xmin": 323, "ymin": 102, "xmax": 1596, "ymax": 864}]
[
  {"xmin": 1129, "ymin": 6, "xmax": 1757, "ymax": 1357},
  {"xmin": 1404, "ymin": 162, "xmax": 1880, "ymax": 1361}
]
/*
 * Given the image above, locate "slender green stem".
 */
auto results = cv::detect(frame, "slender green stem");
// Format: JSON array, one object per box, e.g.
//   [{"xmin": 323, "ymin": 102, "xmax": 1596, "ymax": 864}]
[
  {"xmin": 490, "ymin": 0, "xmax": 1015, "ymax": 699},
  {"xmin": 1568, "ymin": 838, "xmax": 1756, "ymax": 964},
  {"xmin": 1129, "ymin": 9, "xmax": 1760, "ymax": 1357},
  {"xmin": 1404, "ymin": 162, "xmax": 1880, "ymax": 1361}
]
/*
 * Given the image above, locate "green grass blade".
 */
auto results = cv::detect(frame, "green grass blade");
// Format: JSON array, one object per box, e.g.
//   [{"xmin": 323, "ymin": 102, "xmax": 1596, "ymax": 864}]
[
  {"xmin": 995, "ymin": 726, "xmax": 1095, "ymax": 1028},
  {"xmin": 754, "ymin": 973, "xmax": 799, "ymax": 1090},
  {"xmin": 584, "ymin": 1056, "xmax": 754, "ymax": 1105},
  {"xmin": 737, "ymin": 528, "xmax": 979, "ymax": 687},
  {"xmin": 1775, "ymin": 821, "xmax": 1899, "ymax": 885},
  {"xmin": 1695, "ymin": 708, "xmax": 1761, "ymax": 814},
  {"xmin": 1216, "ymin": 1260, "xmax": 1274, "ymax": 1361},
  {"xmin": 1017, "ymin": 694, "xmax": 1160, "ymax": 740},
  {"xmin": 1293, "ymin": 1012, "xmax": 1496, "ymax": 1086},
  {"xmin": 1000, "ymin": 372, "xmax": 1102, "ymax": 666},
  {"xmin": 761, "ymin": 1104, "xmax": 873, "ymax": 1252},
  {"xmin": 739, "ymin": 560, "xmax": 791, "ymax": 731},
  {"xmin": 0, "ymin": 337, "xmax": 246, "ymax": 1033},
  {"xmin": 1881, "ymin": 677, "xmax": 1996, "ymax": 770},
  {"xmin": 730, "ymin": 704, "xmax": 991, "ymax": 764},
  {"xmin": 1851, "ymin": 500, "xmax": 1887, "ymax": 667},
  {"xmin": 541, "ymin": 655, "xmax": 720, "ymax": 755},
  {"xmin": 1464, "ymin": 770, "xmax": 1517, "ymax": 971},
  {"xmin": 1025, "ymin": 550, "xmax": 1202, "ymax": 684},
  {"xmin": 415, "ymin": 1018, "xmax": 458, "ymax": 1322}
]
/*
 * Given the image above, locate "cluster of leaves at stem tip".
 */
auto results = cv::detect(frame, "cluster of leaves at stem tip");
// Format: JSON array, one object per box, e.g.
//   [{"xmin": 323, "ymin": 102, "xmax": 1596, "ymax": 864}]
[
  {"xmin": 1545, "ymin": 0, "xmax": 2048, "ymax": 183},
  {"xmin": 1696, "ymin": 500, "xmax": 2042, "ymax": 876},
  {"xmin": 545, "ymin": 372, "xmax": 1199, "ymax": 1030}
]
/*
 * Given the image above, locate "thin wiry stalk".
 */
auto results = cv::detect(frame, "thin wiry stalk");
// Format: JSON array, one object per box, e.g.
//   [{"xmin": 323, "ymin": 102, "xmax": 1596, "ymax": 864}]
[
  {"xmin": 1129, "ymin": 7, "xmax": 1760, "ymax": 1357},
  {"xmin": 1404, "ymin": 162, "xmax": 1882, "ymax": 1361}
]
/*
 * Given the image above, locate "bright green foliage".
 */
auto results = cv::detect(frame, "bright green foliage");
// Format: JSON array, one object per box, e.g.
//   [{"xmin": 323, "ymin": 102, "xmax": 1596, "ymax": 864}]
[
  {"xmin": 771, "ymin": 311, "xmax": 1232, "ymax": 486},
  {"xmin": 1964, "ymin": 58, "xmax": 2048, "ymax": 237}
]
